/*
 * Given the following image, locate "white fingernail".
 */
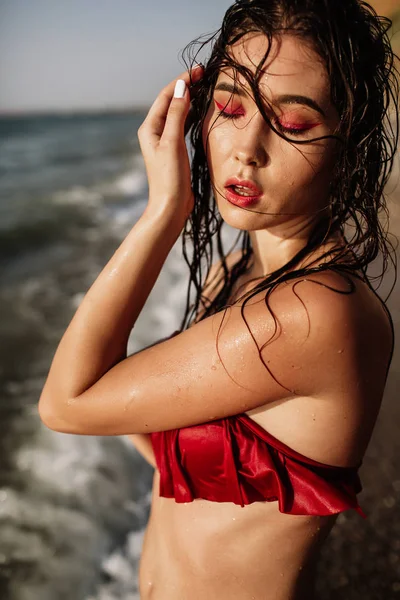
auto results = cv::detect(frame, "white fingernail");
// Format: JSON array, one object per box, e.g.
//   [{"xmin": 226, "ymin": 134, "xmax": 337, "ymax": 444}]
[{"xmin": 174, "ymin": 79, "xmax": 186, "ymax": 98}]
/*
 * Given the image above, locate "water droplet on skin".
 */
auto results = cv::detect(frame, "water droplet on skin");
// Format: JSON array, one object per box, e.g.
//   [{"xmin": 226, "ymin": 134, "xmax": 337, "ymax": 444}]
[
  {"xmin": 211, "ymin": 365, "xmax": 217, "ymax": 371},
  {"xmin": 338, "ymin": 349, "xmax": 344, "ymax": 354},
  {"xmin": 232, "ymin": 517, "xmax": 236, "ymax": 520}
]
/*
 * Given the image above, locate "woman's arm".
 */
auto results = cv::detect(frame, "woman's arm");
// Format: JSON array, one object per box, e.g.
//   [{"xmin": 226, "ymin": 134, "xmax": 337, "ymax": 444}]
[
  {"xmin": 125, "ymin": 330, "xmax": 182, "ymax": 469},
  {"xmin": 39, "ymin": 214, "xmax": 181, "ymax": 407},
  {"xmin": 124, "ymin": 255, "xmax": 237, "ymax": 470},
  {"xmin": 39, "ymin": 65, "xmax": 200, "ymax": 417},
  {"xmin": 38, "ymin": 255, "xmax": 360, "ymax": 437},
  {"xmin": 125, "ymin": 253, "xmax": 243, "ymax": 468}
]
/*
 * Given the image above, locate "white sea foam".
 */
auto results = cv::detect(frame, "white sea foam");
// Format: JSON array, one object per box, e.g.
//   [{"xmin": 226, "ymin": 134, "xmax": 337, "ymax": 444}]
[
  {"xmin": 86, "ymin": 528, "xmax": 146, "ymax": 600},
  {"xmin": 50, "ymin": 153, "xmax": 146, "ymax": 219},
  {"xmin": 52, "ymin": 185, "xmax": 104, "ymax": 208},
  {"xmin": 113, "ymin": 169, "xmax": 147, "ymax": 197},
  {"xmin": 98, "ymin": 155, "xmax": 147, "ymax": 199}
]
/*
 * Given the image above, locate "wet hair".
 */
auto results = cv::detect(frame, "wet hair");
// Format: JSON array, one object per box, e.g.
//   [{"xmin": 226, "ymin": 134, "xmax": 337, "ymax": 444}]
[{"xmin": 179, "ymin": 0, "xmax": 399, "ymax": 331}]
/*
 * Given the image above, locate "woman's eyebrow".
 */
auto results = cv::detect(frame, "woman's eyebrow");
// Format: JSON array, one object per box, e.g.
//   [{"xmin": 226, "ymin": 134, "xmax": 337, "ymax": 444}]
[{"xmin": 214, "ymin": 82, "xmax": 326, "ymax": 117}]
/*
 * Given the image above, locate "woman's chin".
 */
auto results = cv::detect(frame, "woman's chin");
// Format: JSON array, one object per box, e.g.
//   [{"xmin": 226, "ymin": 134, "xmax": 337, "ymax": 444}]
[
  {"xmin": 217, "ymin": 205, "xmax": 252, "ymax": 230},
  {"xmin": 216, "ymin": 200, "xmax": 277, "ymax": 232}
]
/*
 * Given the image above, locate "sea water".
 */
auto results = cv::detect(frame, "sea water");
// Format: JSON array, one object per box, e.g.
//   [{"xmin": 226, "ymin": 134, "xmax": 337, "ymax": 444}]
[{"xmin": 0, "ymin": 112, "xmax": 231, "ymax": 600}]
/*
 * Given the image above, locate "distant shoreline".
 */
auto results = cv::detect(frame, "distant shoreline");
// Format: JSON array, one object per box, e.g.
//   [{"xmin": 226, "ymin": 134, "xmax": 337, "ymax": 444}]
[{"xmin": 0, "ymin": 107, "xmax": 149, "ymax": 119}]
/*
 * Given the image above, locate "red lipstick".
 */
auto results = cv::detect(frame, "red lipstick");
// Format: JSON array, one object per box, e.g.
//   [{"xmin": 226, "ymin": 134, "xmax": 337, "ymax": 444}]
[{"xmin": 224, "ymin": 177, "xmax": 263, "ymax": 207}]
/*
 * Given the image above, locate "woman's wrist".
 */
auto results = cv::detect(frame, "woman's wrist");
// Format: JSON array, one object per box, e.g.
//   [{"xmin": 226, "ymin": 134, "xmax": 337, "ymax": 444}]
[{"xmin": 141, "ymin": 199, "xmax": 188, "ymax": 238}]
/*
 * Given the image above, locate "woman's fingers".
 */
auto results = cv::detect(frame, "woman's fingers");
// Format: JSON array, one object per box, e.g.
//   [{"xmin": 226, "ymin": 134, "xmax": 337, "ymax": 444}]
[
  {"xmin": 141, "ymin": 65, "xmax": 204, "ymax": 143},
  {"xmin": 136, "ymin": 64, "xmax": 204, "ymax": 225},
  {"xmin": 142, "ymin": 92, "xmax": 171, "ymax": 142},
  {"xmin": 161, "ymin": 80, "xmax": 191, "ymax": 141}
]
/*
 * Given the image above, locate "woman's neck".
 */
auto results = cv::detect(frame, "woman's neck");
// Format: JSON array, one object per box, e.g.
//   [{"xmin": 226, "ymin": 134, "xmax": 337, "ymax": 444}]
[{"xmin": 248, "ymin": 224, "xmax": 345, "ymax": 279}]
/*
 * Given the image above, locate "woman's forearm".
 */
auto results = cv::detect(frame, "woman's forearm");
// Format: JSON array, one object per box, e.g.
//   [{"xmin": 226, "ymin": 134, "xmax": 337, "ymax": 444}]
[
  {"xmin": 40, "ymin": 67, "xmax": 203, "ymax": 418},
  {"xmin": 40, "ymin": 210, "xmax": 181, "ymax": 404}
]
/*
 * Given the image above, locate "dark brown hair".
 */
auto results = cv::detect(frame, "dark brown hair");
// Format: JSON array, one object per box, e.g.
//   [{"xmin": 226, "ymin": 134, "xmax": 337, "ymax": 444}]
[{"xmin": 179, "ymin": 0, "xmax": 399, "ymax": 330}]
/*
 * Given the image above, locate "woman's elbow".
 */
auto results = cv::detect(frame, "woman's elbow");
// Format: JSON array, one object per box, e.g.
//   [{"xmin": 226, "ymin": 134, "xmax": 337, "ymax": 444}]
[{"xmin": 38, "ymin": 395, "xmax": 76, "ymax": 434}]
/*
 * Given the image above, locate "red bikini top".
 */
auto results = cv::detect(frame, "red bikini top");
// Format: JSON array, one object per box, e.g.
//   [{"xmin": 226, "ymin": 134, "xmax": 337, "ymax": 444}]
[{"xmin": 150, "ymin": 412, "xmax": 366, "ymax": 518}]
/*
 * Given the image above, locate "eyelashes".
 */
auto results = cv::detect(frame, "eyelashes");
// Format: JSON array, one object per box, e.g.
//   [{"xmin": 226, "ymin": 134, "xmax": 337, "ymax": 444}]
[
  {"xmin": 214, "ymin": 100, "xmax": 245, "ymax": 118},
  {"xmin": 213, "ymin": 100, "xmax": 318, "ymax": 137}
]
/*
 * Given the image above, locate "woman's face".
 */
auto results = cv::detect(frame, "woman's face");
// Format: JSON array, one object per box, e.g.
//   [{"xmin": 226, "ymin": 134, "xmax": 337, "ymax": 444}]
[{"xmin": 202, "ymin": 33, "xmax": 341, "ymax": 233}]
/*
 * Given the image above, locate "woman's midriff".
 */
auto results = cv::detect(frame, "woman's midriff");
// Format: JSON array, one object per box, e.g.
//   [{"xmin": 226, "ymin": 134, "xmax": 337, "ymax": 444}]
[{"xmin": 139, "ymin": 470, "xmax": 338, "ymax": 600}]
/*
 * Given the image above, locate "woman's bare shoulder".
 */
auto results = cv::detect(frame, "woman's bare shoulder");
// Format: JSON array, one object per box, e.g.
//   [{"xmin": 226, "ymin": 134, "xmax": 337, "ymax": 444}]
[
  {"xmin": 273, "ymin": 268, "xmax": 393, "ymax": 391},
  {"xmin": 290, "ymin": 267, "xmax": 393, "ymax": 343}
]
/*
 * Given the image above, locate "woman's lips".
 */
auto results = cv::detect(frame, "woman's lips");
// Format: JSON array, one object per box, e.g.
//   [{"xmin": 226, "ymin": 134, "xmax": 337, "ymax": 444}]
[
  {"xmin": 224, "ymin": 178, "xmax": 263, "ymax": 208},
  {"xmin": 224, "ymin": 187, "xmax": 261, "ymax": 207}
]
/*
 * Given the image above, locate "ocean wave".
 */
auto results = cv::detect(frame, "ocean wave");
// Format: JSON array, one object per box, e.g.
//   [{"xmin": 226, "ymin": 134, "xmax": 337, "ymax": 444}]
[
  {"xmin": 52, "ymin": 186, "xmax": 104, "ymax": 208},
  {"xmin": 97, "ymin": 156, "xmax": 148, "ymax": 199},
  {"xmin": 0, "ymin": 206, "xmax": 98, "ymax": 265},
  {"xmin": 0, "ymin": 156, "xmax": 149, "ymax": 265}
]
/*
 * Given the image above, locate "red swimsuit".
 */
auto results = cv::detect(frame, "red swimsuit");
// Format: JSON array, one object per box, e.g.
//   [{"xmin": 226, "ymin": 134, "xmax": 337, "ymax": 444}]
[{"xmin": 150, "ymin": 412, "xmax": 366, "ymax": 517}]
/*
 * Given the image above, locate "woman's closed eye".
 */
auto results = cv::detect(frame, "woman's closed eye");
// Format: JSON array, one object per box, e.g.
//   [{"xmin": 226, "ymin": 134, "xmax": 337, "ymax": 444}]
[
  {"xmin": 215, "ymin": 100, "xmax": 245, "ymax": 119},
  {"xmin": 214, "ymin": 100, "xmax": 321, "ymax": 137}
]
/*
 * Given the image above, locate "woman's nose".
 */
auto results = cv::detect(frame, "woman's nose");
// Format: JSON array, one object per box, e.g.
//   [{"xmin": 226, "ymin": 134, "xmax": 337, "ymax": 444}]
[{"xmin": 233, "ymin": 112, "xmax": 269, "ymax": 168}]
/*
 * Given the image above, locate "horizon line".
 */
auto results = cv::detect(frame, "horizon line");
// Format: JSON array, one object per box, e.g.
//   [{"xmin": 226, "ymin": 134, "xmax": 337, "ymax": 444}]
[{"xmin": 0, "ymin": 106, "xmax": 150, "ymax": 118}]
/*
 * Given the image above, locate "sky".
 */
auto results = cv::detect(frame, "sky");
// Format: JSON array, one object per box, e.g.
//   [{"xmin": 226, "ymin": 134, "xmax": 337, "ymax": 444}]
[
  {"xmin": 0, "ymin": 0, "xmax": 232, "ymax": 113},
  {"xmin": 0, "ymin": 0, "xmax": 398, "ymax": 114}
]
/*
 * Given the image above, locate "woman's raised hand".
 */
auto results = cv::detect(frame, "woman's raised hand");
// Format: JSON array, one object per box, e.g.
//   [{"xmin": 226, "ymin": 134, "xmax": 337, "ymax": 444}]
[{"xmin": 138, "ymin": 65, "xmax": 204, "ymax": 227}]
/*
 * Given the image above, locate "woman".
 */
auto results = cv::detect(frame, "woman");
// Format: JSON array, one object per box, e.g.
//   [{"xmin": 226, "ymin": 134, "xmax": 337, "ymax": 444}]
[{"xmin": 39, "ymin": 0, "xmax": 398, "ymax": 598}]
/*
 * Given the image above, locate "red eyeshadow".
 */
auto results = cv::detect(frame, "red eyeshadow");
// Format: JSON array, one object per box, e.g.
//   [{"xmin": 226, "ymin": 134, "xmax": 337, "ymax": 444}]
[
  {"xmin": 279, "ymin": 121, "xmax": 321, "ymax": 131},
  {"xmin": 215, "ymin": 100, "xmax": 245, "ymax": 116}
]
